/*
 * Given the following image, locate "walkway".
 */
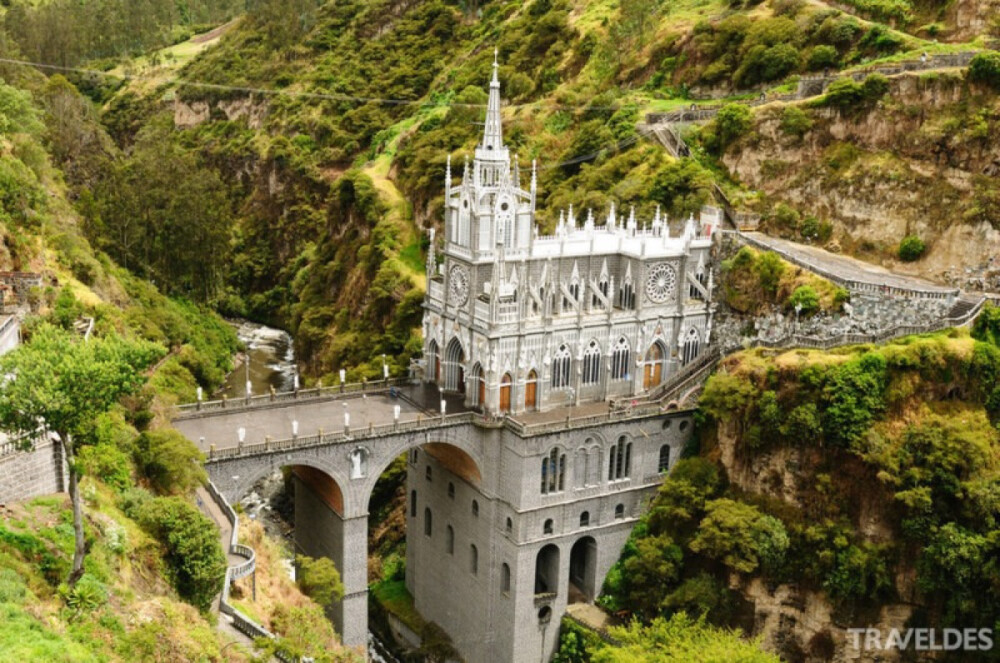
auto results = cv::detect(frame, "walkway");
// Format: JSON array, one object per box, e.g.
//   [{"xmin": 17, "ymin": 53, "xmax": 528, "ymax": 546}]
[
  {"xmin": 740, "ymin": 232, "xmax": 957, "ymax": 297},
  {"xmin": 194, "ymin": 485, "xmax": 261, "ymax": 653}
]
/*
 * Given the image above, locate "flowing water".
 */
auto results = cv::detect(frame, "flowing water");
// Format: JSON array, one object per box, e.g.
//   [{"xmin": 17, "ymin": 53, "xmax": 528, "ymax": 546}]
[
  {"xmin": 216, "ymin": 320, "xmax": 297, "ymax": 399},
  {"xmin": 221, "ymin": 320, "xmax": 400, "ymax": 662}
]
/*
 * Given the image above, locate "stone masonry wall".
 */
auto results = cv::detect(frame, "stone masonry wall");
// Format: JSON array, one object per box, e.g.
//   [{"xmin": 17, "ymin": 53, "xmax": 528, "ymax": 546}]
[{"xmin": 0, "ymin": 438, "xmax": 64, "ymax": 505}]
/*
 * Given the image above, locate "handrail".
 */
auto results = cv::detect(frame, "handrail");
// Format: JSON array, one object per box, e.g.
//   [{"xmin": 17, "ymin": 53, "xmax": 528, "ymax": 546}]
[{"xmin": 205, "ymin": 481, "xmax": 297, "ymax": 662}]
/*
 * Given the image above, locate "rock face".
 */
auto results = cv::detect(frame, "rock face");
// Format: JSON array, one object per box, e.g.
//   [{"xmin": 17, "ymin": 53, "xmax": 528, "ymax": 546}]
[
  {"xmin": 714, "ymin": 423, "xmax": 914, "ymax": 663},
  {"xmin": 173, "ymin": 97, "xmax": 268, "ymax": 129},
  {"xmin": 723, "ymin": 72, "xmax": 1000, "ymax": 290}
]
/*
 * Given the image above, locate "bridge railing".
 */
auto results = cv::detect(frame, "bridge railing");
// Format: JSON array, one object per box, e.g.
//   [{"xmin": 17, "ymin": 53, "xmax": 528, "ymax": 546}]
[
  {"xmin": 176, "ymin": 376, "xmax": 411, "ymax": 418},
  {"xmin": 208, "ymin": 412, "xmax": 479, "ymax": 460},
  {"xmin": 732, "ymin": 231, "xmax": 960, "ymax": 300}
]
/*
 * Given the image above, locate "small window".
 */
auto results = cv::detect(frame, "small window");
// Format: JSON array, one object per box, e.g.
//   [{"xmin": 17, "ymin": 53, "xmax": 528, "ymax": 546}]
[
  {"xmin": 615, "ymin": 504, "xmax": 625, "ymax": 519},
  {"xmin": 446, "ymin": 525, "xmax": 454, "ymax": 554},
  {"xmin": 580, "ymin": 511, "xmax": 590, "ymax": 527},
  {"xmin": 472, "ymin": 500, "xmax": 480, "ymax": 517},
  {"xmin": 663, "ymin": 420, "xmax": 672, "ymax": 430},
  {"xmin": 424, "ymin": 507, "xmax": 433, "ymax": 537},
  {"xmin": 538, "ymin": 606, "xmax": 552, "ymax": 624},
  {"xmin": 426, "ymin": 465, "xmax": 433, "ymax": 481},
  {"xmin": 506, "ymin": 517, "xmax": 513, "ymax": 535},
  {"xmin": 470, "ymin": 544, "xmax": 479, "ymax": 575},
  {"xmin": 658, "ymin": 445, "xmax": 671, "ymax": 473},
  {"xmin": 543, "ymin": 519, "xmax": 553, "ymax": 535},
  {"xmin": 680, "ymin": 420, "xmax": 689, "ymax": 432},
  {"xmin": 409, "ymin": 449, "xmax": 418, "ymax": 463},
  {"xmin": 448, "ymin": 482, "xmax": 455, "ymax": 499},
  {"xmin": 410, "ymin": 490, "xmax": 417, "ymax": 517},
  {"xmin": 501, "ymin": 563, "xmax": 511, "ymax": 594}
]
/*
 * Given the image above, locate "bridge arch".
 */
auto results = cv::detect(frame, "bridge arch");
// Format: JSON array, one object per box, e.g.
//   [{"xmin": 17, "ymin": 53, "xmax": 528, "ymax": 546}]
[
  {"xmin": 230, "ymin": 456, "xmax": 352, "ymax": 516},
  {"xmin": 361, "ymin": 432, "xmax": 485, "ymax": 508}
]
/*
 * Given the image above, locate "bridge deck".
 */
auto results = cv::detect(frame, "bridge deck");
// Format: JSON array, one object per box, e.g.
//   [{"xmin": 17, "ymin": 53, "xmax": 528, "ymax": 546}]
[
  {"xmin": 175, "ymin": 392, "xmax": 427, "ymax": 451},
  {"xmin": 174, "ymin": 383, "xmax": 629, "ymax": 453}
]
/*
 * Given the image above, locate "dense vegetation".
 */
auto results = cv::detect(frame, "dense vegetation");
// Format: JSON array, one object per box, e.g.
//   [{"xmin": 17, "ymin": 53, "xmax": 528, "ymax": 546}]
[
  {"xmin": 1, "ymin": 0, "xmax": 244, "ymax": 67},
  {"xmin": 592, "ymin": 314, "xmax": 1000, "ymax": 660}
]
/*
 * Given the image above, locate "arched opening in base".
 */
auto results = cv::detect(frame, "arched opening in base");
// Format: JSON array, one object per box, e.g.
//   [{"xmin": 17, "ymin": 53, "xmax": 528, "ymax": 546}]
[
  {"xmin": 534, "ymin": 544, "xmax": 560, "ymax": 596},
  {"xmin": 568, "ymin": 536, "xmax": 597, "ymax": 604}
]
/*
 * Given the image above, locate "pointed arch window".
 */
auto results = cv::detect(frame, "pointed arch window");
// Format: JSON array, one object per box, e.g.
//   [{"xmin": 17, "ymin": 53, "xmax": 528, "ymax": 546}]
[
  {"xmin": 446, "ymin": 525, "xmax": 455, "ymax": 554},
  {"xmin": 682, "ymin": 328, "xmax": 701, "ymax": 366},
  {"xmin": 582, "ymin": 340, "xmax": 601, "ymax": 385},
  {"xmin": 551, "ymin": 344, "xmax": 571, "ymax": 389},
  {"xmin": 610, "ymin": 337, "xmax": 631, "ymax": 381}
]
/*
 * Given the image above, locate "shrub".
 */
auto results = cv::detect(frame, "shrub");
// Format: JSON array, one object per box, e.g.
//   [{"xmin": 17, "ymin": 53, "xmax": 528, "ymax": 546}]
[
  {"xmin": 295, "ymin": 555, "xmax": 344, "ymax": 608},
  {"xmin": 754, "ymin": 251, "xmax": 785, "ymax": 295},
  {"xmin": 136, "ymin": 428, "xmax": 206, "ymax": 496},
  {"xmin": 780, "ymin": 106, "xmax": 813, "ymax": 138},
  {"xmin": 968, "ymin": 51, "xmax": 1000, "ymax": 90},
  {"xmin": 897, "ymin": 235, "xmax": 926, "ymax": 261},
  {"xmin": 789, "ymin": 285, "xmax": 820, "ymax": 315},
  {"xmin": 136, "ymin": 496, "xmax": 225, "ymax": 611},
  {"xmin": 807, "ymin": 45, "xmax": 839, "ymax": 71},
  {"xmin": 712, "ymin": 103, "xmax": 753, "ymax": 152}
]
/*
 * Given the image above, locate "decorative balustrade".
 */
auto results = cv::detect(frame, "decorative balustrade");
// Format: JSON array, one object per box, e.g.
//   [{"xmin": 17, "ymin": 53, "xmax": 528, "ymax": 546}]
[{"xmin": 175, "ymin": 377, "xmax": 410, "ymax": 418}]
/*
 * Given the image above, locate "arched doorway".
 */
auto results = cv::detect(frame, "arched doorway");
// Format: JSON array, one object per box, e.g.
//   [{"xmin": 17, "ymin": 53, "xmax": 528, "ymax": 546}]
[
  {"xmin": 525, "ymin": 369, "xmax": 538, "ymax": 411},
  {"xmin": 534, "ymin": 544, "xmax": 560, "ymax": 596},
  {"xmin": 569, "ymin": 536, "xmax": 597, "ymax": 603},
  {"xmin": 499, "ymin": 372, "xmax": 512, "ymax": 413},
  {"xmin": 444, "ymin": 337, "xmax": 465, "ymax": 393},
  {"xmin": 643, "ymin": 341, "xmax": 665, "ymax": 390}
]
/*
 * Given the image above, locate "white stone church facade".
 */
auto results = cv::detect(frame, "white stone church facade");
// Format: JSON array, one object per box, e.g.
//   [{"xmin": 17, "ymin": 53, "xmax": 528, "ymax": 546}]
[{"xmin": 421, "ymin": 59, "xmax": 717, "ymax": 415}]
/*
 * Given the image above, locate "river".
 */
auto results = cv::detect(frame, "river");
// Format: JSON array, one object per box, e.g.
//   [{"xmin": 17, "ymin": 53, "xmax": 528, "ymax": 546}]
[
  {"xmin": 216, "ymin": 320, "xmax": 297, "ymax": 399},
  {"xmin": 222, "ymin": 320, "xmax": 400, "ymax": 663}
]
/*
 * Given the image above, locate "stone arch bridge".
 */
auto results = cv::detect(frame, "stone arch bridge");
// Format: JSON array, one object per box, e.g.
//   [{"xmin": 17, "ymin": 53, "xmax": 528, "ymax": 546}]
[{"xmin": 173, "ymin": 381, "xmax": 700, "ymax": 661}]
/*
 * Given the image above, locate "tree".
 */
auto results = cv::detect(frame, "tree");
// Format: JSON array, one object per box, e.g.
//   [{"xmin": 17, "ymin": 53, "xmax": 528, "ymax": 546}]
[
  {"xmin": 296, "ymin": 554, "xmax": 344, "ymax": 608},
  {"xmin": 0, "ymin": 323, "xmax": 162, "ymax": 586},
  {"xmin": 689, "ymin": 499, "xmax": 789, "ymax": 574}
]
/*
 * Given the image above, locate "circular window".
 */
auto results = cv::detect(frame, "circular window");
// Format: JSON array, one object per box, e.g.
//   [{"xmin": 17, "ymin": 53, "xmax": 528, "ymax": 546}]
[
  {"xmin": 645, "ymin": 263, "xmax": 678, "ymax": 303},
  {"xmin": 501, "ymin": 202, "xmax": 509, "ymax": 212},
  {"xmin": 680, "ymin": 420, "xmax": 689, "ymax": 431},
  {"xmin": 663, "ymin": 420, "xmax": 672, "ymax": 430}
]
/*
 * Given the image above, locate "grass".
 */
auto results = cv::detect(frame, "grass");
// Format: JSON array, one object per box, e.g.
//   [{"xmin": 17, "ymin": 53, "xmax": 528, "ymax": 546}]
[
  {"xmin": 370, "ymin": 578, "xmax": 424, "ymax": 634},
  {"xmin": 105, "ymin": 21, "xmax": 235, "ymax": 92}
]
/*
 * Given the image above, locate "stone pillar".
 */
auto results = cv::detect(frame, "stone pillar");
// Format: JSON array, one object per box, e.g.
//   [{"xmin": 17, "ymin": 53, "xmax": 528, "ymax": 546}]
[{"xmin": 293, "ymin": 474, "xmax": 369, "ymax": 655}]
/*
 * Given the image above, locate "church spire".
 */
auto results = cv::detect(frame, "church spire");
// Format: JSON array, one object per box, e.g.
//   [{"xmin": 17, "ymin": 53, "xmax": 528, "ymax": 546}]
[{"xmin": 481, "ymin": 48, "xmax": 504, "ymax": 152}]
